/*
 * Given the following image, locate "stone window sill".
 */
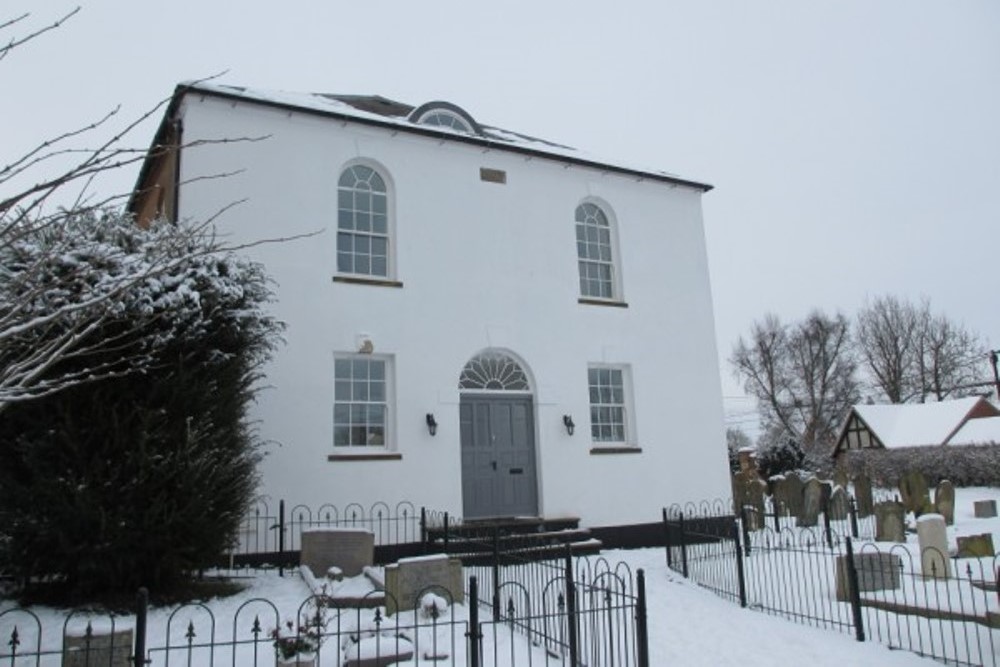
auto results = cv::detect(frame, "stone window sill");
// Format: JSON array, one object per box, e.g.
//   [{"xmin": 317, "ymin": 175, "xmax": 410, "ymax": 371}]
[
  {"xmin": 589, "ymin": 446, "xmax": 642, "ymax": 455},
  {"xmin": 578, "ymin": 298, "xmax": 628, "ymax": 308},
  {"xmin": 328, "ymin": 452, "xmax": 402, "ymax": 462},
  {"xmin": 333, "ymin": 276, "xmax": 404, "ymax": 288}
]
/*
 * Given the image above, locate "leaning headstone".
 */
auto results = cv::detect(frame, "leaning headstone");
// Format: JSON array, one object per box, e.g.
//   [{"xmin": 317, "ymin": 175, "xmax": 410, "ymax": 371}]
[
  {"xmin": 300, "ymin": 527, "xmax": 374, "ymax": 578},
  {"xmin": 874, "ymin": 501, "xmax": 906, "ymax": 543},
  {"xmin": 828, "ymin": 487, "xmax": 850, "ymax": 521},
  {"xmin": 974, "ymin": 500, "xmax": 998, "ymax": 518},
  {"xmin": 916, "ymin": 514, "xmax": 950, "ymax": 579},
  {"xmin": 934, "ymin": 480, "xmax": 955, "ymax": 525},
  {"xmin": 833, "ymin": 469, "xmax": 849, "ymax": 491},
  {"xmin": 957, "ymin": 533, "xmax": 996, "ymax": 558},
  {"xmin": 63, "ymin": 629, "xmax": 133, "ymax": 667},
  {"xmin": 853, "ymin": 473, "xmax": 874, "ymax": 518},
  {"xmin": 384, "ymin": 554, "xmax": 464, "ymax": 616},
  {"xmin": 899, "ymin": 470, "xmax": 932, "ymax": 516},
  {"xmin": 799, "ymin": 479, "xmax": 823, "ymax": 527},
  {"xmin": 835, "ymin": 552, "xmax": 902, "ymax": 601}
]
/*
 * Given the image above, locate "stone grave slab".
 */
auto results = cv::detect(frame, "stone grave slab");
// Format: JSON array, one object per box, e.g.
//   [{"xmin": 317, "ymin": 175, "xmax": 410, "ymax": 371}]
[
  {"xmin": 957, "ymin": 533, "xmax": 995, "ymax": 558},
  {"xmin": 384, "ymin": 554, "xmax": 464, "ymax": 616},
  {"xmin": 974, "ymin": 500, "xmax": 998, "ymax": 518},
  {"xmin": 874, "ymin": 501, "xmax": 906, "ymax": 543},
  {"xmin": 63, "ymin": 629, "xmax": 133, "ymax": 667},
  {"xmin": 934, "ymin": 480, "xmax": 955, "ymax": 525},
  {"xmin": 301, "ymin": 528, "xmax": 374, "ymax": 578},
  {"xmin": 917, "ymin": 514, "xmax": 950, "ymax": 579},
  {"xmin": 835, "ymin": 552, "xmax": 902, "ymax": 601},
  {"xmin": 342, "ymin": 635, "xmax": 414, "ymax": 667},
  {"xmin": 778, "ymin": 472, "xmax": 805, "ymax": 519},
  {"xmin": 798, "ymin": 478, "xmax": 822, "ymax": 527}
]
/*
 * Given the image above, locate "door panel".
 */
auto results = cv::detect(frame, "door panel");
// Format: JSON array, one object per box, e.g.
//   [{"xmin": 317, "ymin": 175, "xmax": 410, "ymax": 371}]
[{"xmin": 460, "ymin": 396, "xmax": 537, "ymax": 518}]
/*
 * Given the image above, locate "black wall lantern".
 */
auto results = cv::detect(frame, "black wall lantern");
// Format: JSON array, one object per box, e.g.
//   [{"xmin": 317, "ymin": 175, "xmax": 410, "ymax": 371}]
[
  {"xmin": 563, "ymin": 415, "xmax": 575, "ymax": 436},
  {"xmin": 426, "ymin": 413, "xmax": 438, "ymax": 436}
]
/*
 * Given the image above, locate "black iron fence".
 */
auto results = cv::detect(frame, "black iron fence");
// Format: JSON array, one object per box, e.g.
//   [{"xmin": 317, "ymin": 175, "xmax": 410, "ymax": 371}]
[
  {"xmin": 664, "ymin": 500, "xmax": 1000, "ymax": 667},
  {"xmin": 1, "ymin": 564, "xmax": 648, "ymax": 666}
]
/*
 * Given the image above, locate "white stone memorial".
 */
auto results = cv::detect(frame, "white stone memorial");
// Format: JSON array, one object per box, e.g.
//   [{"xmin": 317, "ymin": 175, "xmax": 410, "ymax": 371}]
[{"xmin": 916, "ymin": 513, "xmax": 950, "ymax": 579}]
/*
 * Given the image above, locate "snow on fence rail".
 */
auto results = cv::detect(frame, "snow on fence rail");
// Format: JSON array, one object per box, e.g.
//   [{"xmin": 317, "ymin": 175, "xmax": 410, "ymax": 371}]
[{"xmin": 664, "ymin": 499, "xmax": 1000, "ymax": 667}]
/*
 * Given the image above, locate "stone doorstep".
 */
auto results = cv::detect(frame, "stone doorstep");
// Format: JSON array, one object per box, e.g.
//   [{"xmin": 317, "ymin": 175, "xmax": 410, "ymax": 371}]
[{"xmin": 426, "ymin": 516, "xmax": 581, "ymax": 539}]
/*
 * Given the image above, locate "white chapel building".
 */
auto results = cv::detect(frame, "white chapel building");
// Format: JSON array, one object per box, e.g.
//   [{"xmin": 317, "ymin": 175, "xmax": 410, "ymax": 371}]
[{"xmin": 131, "ymin": 82, "xmax": 730, "ymax": 528}]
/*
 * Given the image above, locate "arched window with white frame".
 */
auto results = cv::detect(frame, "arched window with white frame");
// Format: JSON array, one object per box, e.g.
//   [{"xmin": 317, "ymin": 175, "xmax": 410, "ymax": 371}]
[
  {"xmin": 575, "ymin": 201, "xmax": 618, "ymax": 300},
  {"xmin": 337, "ymin": 164, "xmax": 390, "ymax": 278}
]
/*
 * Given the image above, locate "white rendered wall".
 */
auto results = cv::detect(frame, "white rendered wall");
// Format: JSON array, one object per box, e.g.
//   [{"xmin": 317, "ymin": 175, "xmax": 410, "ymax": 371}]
[{"xmin": 175, "ymin": 95, "xmax": 730, "ymax": 527}]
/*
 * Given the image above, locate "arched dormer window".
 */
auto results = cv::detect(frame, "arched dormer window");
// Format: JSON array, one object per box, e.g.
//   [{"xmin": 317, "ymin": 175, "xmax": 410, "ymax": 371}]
[
  {"xmin": 409, "ymin": 102, "xmax": 481, "ymax": 136},
  {"xmin": 337, "ymin": 164, "xmax": 390, "ymax": 278},
  {"xmin": 575, "ymin": 202, "xmax": 618, "ymax": 300}
]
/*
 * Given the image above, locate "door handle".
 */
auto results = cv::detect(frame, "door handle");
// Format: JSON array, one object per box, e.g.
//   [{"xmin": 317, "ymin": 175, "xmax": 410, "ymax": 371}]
[{"xmin": 491, "ymin": 461, "xmax": 497, "ymax": 471}]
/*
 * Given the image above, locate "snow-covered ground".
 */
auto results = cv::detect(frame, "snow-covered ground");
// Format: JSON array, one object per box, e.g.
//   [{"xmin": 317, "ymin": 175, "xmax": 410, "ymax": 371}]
[{"xmin": 6, "ymin": 484, "xmax": 1000, "ymax": 665}]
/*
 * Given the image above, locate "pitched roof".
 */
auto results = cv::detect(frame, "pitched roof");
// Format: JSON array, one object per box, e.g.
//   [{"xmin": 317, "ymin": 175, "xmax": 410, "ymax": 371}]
[
  {"xmin": 851, "ymin": 396, "xmax": 998, "ymax": 448},
  {"xmin": 949, "ymin": 415, "xmax": 1000, "ymax": 445},
  {"xmin": 173, "ymin": 82, "xmax": 713, "ymax": 192}
]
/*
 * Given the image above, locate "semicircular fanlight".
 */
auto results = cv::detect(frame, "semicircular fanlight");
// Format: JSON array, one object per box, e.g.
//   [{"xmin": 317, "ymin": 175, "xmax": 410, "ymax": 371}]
[{"xmin": 459, "ymin": 351, "xmax": 530, "ymax": 391}]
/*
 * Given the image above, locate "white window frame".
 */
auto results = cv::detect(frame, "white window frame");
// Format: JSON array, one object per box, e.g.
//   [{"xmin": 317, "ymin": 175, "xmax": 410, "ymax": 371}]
[
  {"xmin": 333, "ymin": 354, "xmax": 394, "ymax": 449},
  {"xmin": 586, "ymin": 364, "xmax": 636, "ymax": 446},
  {"xmin": 336, "ymin": 162, "xmax": 393, "ymax": 279},
  {"xmin": 575, "ymin": 201, "xmax": 621, "ymax": 301},
  {"xmin": 417, "ymin": 109, "xmax": 474, "ymax": 134}
]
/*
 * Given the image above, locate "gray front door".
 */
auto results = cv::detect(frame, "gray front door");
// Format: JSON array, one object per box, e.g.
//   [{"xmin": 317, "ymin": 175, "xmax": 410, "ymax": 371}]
[{"xmin": 460, "ymin": 395, "xmax": 538, "ymax": 519}]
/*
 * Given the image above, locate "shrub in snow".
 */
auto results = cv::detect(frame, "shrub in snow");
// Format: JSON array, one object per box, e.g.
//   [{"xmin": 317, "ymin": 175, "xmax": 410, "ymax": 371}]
[
  {"xmin": 844, "ymin": 444, "xmax": 1000, "ymax": 487},
  {"xmin": 0, "ymin": 210, "xmax": 283, "ymax": 598},
  {"xmin": 755, "ymin": 438, "xmax": 805, "ymax": 479}
]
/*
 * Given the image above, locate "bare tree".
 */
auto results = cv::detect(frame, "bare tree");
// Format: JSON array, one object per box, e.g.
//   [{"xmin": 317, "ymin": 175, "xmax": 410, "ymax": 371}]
[
  {"xmin": 855, "ymin": 295, "xmax": 987, "ymax": 403},
  {"xmin": 0, "ymin": 9, "xmax": 279, "ymax": 414},
  {"xmin": 731, "ymin": 310, "xmax": 859, "ymax": 451},
  {"xmin": 855, "ymin": 295, "xmax": 924, "ymax": 403}
]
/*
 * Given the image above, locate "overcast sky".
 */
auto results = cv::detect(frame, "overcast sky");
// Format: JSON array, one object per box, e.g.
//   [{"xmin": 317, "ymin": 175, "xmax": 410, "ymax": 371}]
[{"xmin": 5, "ymin": 1, "xmax": 999, "ymax": 435}]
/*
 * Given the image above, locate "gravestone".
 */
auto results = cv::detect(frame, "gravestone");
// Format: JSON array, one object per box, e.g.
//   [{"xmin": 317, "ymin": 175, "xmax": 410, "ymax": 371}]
[
  {"xmin": 828, "ymin": 487, "xmax": 849, "ymax": 521},
  {"xmin": 63, "ymin": 629, "xmax": 133, "ymax": 667},
  {"xmin": 874, "ymin": 501, "xmax": 906, "ymax": 543},
  {"xmin": 384, "ymin": 554, "xmax": 464, "ymax": 616},
  {"xmin": 300, "ymin": 528, "xmax": 374, "ymax": 578},
  {"xmin": 899, "ymin": 470, "xmax": 932, "ymax": 516},
  {"xmin": 833, "ymin": 469, "xmax": 849, "ymax": 492},
  {"xmin": 957, "ymin": 533, "xmax": 995, "ymax": 558},
  {"xmin": 934, "ymin": 480, "xmax": 955, "ymax": 525},
  {"xmin": 916, "ymin": 514, "xmax": 950, "ymax": 579},
  {"xmin": 835, "ymin": 552, "xmax": 902, "ymax": 601},
  {"xmin": 780, "ymin": 472, "xmax": 805, "ymax": 519},
  {"xmin": 974, "ymin": 500, "xmax": 998, "ymax": 518},
  {"xmin": 853, "ymin": 473, "xmax": 874, "ymax": 518},
  {"xmin": 342, "ymin": 636, "xmax": 414, "ymax": 667},
  {"xmin": 799, "ymin": 479, "xmax": 823, "ymax": 527},
  {"xmin": 819, "ymin": 481, "xmax": 833, "ymax": 514},
  {"xmin": 733, "ymin": 471, "xmax": 766, "ymax": 530}
]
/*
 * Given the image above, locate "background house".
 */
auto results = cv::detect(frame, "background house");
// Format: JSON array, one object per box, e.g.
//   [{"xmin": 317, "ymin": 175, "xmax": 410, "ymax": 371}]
[
  {"xmin": 131, "ymin": 82, "xmax": 730, "ymax": 528},
  {"xmin": 832, "ymin": 396, "xmax": 1000, "ymax": 461}
]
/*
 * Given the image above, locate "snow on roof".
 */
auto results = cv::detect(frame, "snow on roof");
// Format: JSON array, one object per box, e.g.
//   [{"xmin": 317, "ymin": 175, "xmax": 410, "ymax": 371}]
[
  {"xmin": 949, "ymin": 415, "xmax": 1000, "ymax": 445},
  {"xmin": 179, "ymin": 81, "xmax": 712, "ymax": 191},
  {"xmin": 854, "ymin": 396, "xmax": 988, "ymax": 448}
]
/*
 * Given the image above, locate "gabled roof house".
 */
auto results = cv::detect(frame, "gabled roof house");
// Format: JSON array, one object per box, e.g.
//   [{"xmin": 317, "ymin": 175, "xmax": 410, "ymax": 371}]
[
  {"xmin": 833, "ymin": 396, "xmax": 1000, "ymax": 460},
  {"xmin": 129, "ymin": 82, "xmax": 731, "ymax": 528}
]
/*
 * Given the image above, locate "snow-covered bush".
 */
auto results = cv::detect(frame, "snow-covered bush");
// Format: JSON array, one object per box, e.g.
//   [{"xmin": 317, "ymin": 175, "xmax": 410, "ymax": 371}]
[
  {"xmin": 0, "ymin": 210, "xmax": 283, "ymax": 598},
  {"xmin": 755, "ymin": 438, "xmax": 806, "ymax": 479},
  {"xmin": 843, "ymin": 445, "xmax": 1000, "ymax": 487}
]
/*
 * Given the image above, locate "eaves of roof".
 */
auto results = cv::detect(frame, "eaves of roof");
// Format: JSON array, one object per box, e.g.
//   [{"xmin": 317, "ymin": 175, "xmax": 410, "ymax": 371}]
[{"xmin": 176, "ymin": 82, "xmax": 714, "ymax": 193}]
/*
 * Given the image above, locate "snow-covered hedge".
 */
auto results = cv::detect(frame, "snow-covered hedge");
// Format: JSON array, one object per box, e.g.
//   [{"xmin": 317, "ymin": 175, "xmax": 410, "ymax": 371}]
[
  {"xmin": 0, "ymin": 210, "xmax": 283, "ymax": 598},
  {"xmin": 843, "ymin": 445, "xmax": 1000, "ymax": 487}
]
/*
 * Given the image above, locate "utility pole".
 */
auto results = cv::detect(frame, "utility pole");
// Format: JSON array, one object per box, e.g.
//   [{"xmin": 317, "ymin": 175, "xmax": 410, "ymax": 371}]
[{"xmin": 990, "ymin": 350, "xmax": 1000, "ymax": 402}]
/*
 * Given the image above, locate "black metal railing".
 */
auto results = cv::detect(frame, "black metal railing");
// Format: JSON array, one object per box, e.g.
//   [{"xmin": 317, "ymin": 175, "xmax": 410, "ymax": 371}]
[
  {"xmin": 1, "ymin": 566, "xmax": 648, "ymax": 666},
  {"xmin": 664, "ymin": 499, "xmax": 1000, "ymax": 667}
]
